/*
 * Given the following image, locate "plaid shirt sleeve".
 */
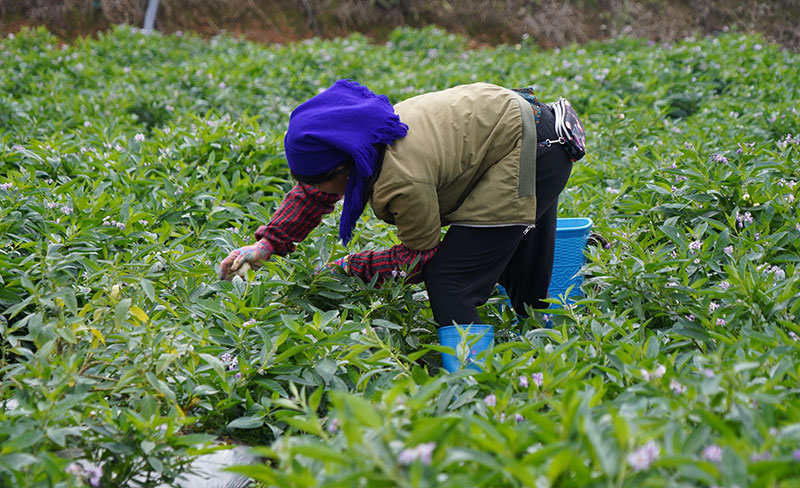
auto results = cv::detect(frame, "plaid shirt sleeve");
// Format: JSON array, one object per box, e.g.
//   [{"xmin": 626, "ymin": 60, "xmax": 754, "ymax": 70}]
[
  {"xmin": 255, "ymin": 183, "xmax": 440, "ymax": 282},
  {"xmin": 347, "ymin": 242, "xmax": 440, "ymax": 285},
  {"xmin": 254, "ymin": 183, "xmax": 341, "ymax": 256}
]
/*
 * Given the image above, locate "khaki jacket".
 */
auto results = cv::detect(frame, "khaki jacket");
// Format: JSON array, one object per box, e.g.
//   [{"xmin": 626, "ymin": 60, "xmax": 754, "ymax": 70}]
[{"xmin": 370, "ymin": 83, "xmax": 538, "ymax": 250}]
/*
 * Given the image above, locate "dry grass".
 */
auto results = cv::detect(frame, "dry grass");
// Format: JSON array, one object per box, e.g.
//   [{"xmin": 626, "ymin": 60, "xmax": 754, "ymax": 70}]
[{"xmin": 0, "ymin": 0, "xmax": 798, "ymax": 50}]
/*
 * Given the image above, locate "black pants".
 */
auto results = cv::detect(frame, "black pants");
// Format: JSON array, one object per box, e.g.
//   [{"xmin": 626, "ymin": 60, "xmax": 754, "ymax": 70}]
[{"xmin": 422, "ymin": 101, "xmax": 574, "ymax": 326}]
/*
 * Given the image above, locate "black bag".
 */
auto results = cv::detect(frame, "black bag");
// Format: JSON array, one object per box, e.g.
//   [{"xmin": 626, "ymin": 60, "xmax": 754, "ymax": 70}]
[{"xmin": 540, "ymin": 98, "xmax": 586, "ymax": 162}]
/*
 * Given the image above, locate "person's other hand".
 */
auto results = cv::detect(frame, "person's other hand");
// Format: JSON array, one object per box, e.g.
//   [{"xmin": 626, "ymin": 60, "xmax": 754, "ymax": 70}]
[{"xmin": 218, "ymin": 240, "xmax": 271, "ymax": 281}]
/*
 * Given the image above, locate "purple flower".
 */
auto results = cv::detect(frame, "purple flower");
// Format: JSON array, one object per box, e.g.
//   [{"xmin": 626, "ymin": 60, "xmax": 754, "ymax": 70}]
[
  {"xmin": 702, "ymin": 444, "xmax": 723, "ymax": 462},
  {"xmin": 793, "ymin": 449, "xmax": 800, "ymax": 461},
  {"xmin": 243, "ymin": 318, "xmax": 256, "ymax": 327},
  {"xmin": 519, "ymin": 375, "xmax": 529, "ymax": 388},
  {"xmin": 670, "ymin": 379, "xmax": 687, "ymax": 395},
  {"xmin": 653, "ymin": 365, "xmax": 666, "ymax": 379},
  {"xmin": 416, "ymin": 442, "xmax": 436, "ymax": 465},
  {"xmin": 788, "ymin": 331, "xmax": 799, "ymax": 342},
  {"xmin": 689, "ymin": 240, "xmax": 702, "ymax": 253},
  {"xmin": 515, "ymin": 413, "xmax": 524, "ymax": 423},
  {"xmin": 397, "ymin": 448, "xmax": 417, "ymax": 465},
  {"xmin": 327, "ymin": 417, "xmax": 339, "ymax": 434},
  {"xmin": 687, "ymin": 314, "xmax": 695, "ymax": 322},
  {"xmin": 711, "ymin": 153, "xmax": 728, "ymax": 164},
  {"xmin": 234, "ymin": 372, "xmax": 241, "ymax": 379},
  {"xmin": 716, "ymin": 318, "xmax": 726, "ymax": 326},
  {"xmin": 751, "ymin": 452, "xmax": 772, "ymax": 462},
  {"xmin": 531, "ymin": 372, "xmax": 544, "ymax": 387},
  {"xmin": 398, "ymin": 442, "xmax": 436, "ymax": 465},
  {"xmin": 709, "ymin": 302, "xmax": 719, "ymax": 312},
  {"xmin": 220, "ymin": 352, "xmax": 233, "ymax": 363},
  {"xmin": 719, "ymin": 281, "xmax": 731, "ymax": 290},
  {"xmin": 0, "ymin": 182, "xmax": 13, "ymax": 191},
  {"xmin": 84, "ymin": 464, "xmax": 103, "ymax": 487},
  {"xmin": 723, "ymin": 245, "xmax": 733, "ymax": 255},
  {"xmin": 65, "ymin": 463, "xmax": 83, "ymax": 475},
  {"xmin": 484, "ymin": 393, "xmax": 497, "ymax": 407},
  {"xmin": 134, "ymin": 133, "xmax": 145, "ymax": 142},
  {"xmin": 736, "ymin": 211, "xmax": 753, "ymax": 228},
  {"xmin": 627, "ymin": 441, "xmax": 660, "ymax": 472}
]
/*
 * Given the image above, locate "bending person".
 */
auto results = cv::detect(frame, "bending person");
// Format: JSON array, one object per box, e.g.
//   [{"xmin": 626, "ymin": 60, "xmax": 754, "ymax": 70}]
[{"xmin": 219, "ymin": 80, "xmax": 582, "ymax": 326}]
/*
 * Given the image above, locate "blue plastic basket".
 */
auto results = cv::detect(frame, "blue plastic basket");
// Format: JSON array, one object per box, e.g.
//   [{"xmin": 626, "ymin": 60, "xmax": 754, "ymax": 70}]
[
  {"xmin": 438, "ymin": 324, "xmax": 494, "ymax": 373},
  {"xmin": 548, "ymin": 217, "xmax": 593, "ymax": 303}
]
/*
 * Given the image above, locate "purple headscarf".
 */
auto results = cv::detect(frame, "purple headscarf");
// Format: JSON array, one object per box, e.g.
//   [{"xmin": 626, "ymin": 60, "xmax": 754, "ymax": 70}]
[{"xmin": 284, "ymin": 80, "xmax": 409, "ymax": 245}]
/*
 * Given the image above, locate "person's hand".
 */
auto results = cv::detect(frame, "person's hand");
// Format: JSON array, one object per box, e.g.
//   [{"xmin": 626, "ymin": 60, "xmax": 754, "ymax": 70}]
[
  {"xmin": 218, "ymin": 240, "xmax": 271, "ymax": 281},
  {"xmin": 314, "ymin": 255, "xmax": 350, "ymax": 275}
]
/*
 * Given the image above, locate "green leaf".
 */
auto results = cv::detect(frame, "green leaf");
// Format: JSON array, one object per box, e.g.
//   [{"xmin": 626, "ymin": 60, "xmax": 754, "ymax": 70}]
[
  {"xmin": 141, "ymin": 278, "xmax": 156, "ymax": 302},
  {"xmin": 227, "ymin": 416, "xmax": 265, "ymax": 430},
  {"xmin": 584, "ymin": 413, "xmax": 618, "ymax": 477},
  {"xmin": 292, "ymin": 442, "xmax": 350, "ymax": 464},
  {"xmin": 315, "ymin": 358, "xmax": 337, "ymax": 383},
  {"xmin": 114, "ymin": 298, "xmax": 132, "ymax": 327}
]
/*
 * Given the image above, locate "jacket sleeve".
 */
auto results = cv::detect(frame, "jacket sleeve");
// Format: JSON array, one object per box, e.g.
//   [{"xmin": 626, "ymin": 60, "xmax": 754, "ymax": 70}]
[
  {"xmin": 380, "ymin": 180, "xmax": 442, "ymax": 251},
  {"xmin": 347, "ymin": 243, "xmax": 440, "ymax": 284},
  {"xmin": 254, "ymin": 183, "xmax": 342, "ymax": 256}
]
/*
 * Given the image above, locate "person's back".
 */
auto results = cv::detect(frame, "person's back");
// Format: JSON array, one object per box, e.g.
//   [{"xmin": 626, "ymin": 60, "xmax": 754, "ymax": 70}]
[{"xmin": 372, "ymin": 82, "xmax": 538, "ymax": 251}]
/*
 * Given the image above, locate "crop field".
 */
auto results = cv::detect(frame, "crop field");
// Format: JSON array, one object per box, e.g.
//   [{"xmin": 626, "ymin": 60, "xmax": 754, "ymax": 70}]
[{"xmin": 1, "ymin": 25, "xmax": 799, "ymax": 487}]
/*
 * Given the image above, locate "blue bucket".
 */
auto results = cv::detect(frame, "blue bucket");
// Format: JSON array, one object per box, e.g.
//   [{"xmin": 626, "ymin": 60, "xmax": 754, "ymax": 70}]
[
  {"xmin": 548, "ymin": 217, "xmax": 593, "ymax": 303},
  {"xmin": 438, "ymin": 324, "xmax": 494, "ymax": 373}
]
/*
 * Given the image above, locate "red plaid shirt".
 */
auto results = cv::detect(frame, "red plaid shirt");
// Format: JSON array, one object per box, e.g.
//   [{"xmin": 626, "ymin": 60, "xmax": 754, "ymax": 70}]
[{"xmin": 254, "ymin": 183, "xmax": 439, "ymax": 284}]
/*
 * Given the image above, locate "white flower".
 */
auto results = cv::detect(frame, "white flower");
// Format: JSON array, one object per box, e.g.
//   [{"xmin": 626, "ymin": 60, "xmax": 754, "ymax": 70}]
[
  {"xmin": 652, "ymin": 365, "xmax": 666, "ymax": 379},
  {"xmin": 134, "ymin": 133, "xmax": 145, "ymax": 142}
]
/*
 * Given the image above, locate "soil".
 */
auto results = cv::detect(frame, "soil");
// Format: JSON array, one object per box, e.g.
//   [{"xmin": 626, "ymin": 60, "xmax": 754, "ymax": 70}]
[{"xmin": 1, "ymin": 0, "xmax": 798, "ymax": 50}]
